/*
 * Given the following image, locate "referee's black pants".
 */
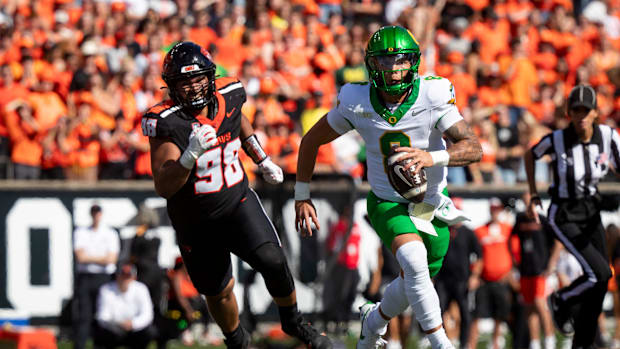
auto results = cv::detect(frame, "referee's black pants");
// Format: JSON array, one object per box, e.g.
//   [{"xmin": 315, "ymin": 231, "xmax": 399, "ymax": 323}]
[{"xmin": 548, "ymin": 198, "xmax": 611, "ymax": 348}]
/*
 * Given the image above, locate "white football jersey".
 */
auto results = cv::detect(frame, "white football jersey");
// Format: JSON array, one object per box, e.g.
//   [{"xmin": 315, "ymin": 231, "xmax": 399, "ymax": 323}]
[{"xmin": 327, "ymin": 77, "xmax": 462, "ymax": 207}]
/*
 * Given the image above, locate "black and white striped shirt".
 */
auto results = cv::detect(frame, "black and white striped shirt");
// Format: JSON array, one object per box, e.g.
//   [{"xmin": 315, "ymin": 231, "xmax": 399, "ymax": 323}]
[{"xmin": 532, "ymin": 124, "xmax": 620, "ymax": 200}]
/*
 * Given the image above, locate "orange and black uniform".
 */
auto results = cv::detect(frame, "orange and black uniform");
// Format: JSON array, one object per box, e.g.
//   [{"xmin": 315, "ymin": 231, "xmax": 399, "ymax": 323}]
[{"xmin": 142, "ymin": 78, "xmax": 282, "ymax": 296}]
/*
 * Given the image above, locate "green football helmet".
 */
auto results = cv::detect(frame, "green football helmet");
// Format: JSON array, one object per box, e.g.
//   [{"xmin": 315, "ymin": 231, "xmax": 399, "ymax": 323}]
[{"xmin": 365, "ymin": 26, "xmax": 421, "ymax": 95}]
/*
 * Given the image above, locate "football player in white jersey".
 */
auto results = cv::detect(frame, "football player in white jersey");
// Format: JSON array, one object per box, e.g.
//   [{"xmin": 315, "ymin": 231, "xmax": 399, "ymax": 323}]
[{"xmin": 294, "ymin": 26, "xmax": 482, "ymax": 349}]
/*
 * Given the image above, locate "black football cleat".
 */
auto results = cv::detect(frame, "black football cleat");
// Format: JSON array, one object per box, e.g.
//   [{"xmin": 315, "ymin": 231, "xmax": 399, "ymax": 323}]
[
  {"xmin": 282, "ymin": 313, "xmax": 333, "ymax": 349},
  {"xmin": 224, "ymin": 325, "xmax": 251, "ymax": 349},
  {"xmin": 547, "ymin": 292, "xmax": 574, "ymax": 335}
]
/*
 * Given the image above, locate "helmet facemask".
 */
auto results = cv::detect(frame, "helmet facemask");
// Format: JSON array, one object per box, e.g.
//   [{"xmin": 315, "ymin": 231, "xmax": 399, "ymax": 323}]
[
  {"xmin": 166, "ymin": 69, "xmax": 216, "ymax": 112},
  {"xmin": 366, "ymin": 52, "xmax": 420, "ymax": 95}
]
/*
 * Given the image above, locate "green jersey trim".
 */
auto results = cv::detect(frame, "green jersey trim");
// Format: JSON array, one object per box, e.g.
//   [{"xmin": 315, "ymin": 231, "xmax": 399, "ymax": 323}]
[
  {"xmin": 434, "ymin": 112, "xmax": 448, "ymax": 129},
  {"xmin": 369, "ymin": 78, "xmax": 420, "ymax": 126}
]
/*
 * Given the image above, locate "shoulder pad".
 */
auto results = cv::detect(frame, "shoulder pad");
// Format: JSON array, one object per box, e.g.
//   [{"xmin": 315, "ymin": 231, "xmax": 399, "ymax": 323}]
[
  {"xmin": 337, "ymin": 82, "xmax": 369, "ymax": 111},
  {"xmin": 216, "ymin": 77, "xmax": 246, "ymax": 105},
  {"xmin": 144, "ymin": 100, "xmax": 180, "ymax": 119},
  {"xmin": 423, "ymin": 77, "xmax": 456, "ymax": 108},
  {"xmin": 142, "ymin": 100, "xmax": 178, "ymax": 138}
]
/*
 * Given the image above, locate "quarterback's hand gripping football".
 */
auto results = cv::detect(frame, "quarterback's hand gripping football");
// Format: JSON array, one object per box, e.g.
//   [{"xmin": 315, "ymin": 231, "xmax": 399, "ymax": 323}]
[
  {"xmin": 258, "ymin": 157, "xmax": 283, "ymax": 184},
  {"xmin": 394, "ymin": 146, "xmax": 434, "ymax": 174},
  {"xmin": 179, "ymin": 124, "xmax": 218, "ymax": 170}
]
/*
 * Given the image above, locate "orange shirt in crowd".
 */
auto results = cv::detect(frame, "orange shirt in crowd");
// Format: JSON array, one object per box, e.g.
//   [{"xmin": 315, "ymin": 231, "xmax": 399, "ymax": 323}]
[
  {"xmin": 477, "ymin": 20, "xmax": 510, "ymax": 64},
  {"xmin": 504, "ymin": 56, "xmax": 538, "ymax": 107},
  {"xmin": 478, "ymin": 85, "xmax": 512, "ymax": 107},
  {"xmin": 4, "ymin": 109, "xmax": 43, "ymax": 166},
  {"xmin": 0, "ymin": 82, "xmax": 29, "ymax": 137},
  {"xmin": 74, "ymin": 91, "xmax": 116, "ymax": 130},
  {"xmin": 27, "ymin": 91, "xmax": 68, "ymax": 131},
  {"xmin": 189, "ymin": 27, "xmax": 218, "ymax": 51},
  {"xmin": 66, "ymin": 124, "xmax": 101, "ymax": 168},
  {"xmin": 449, "ymin": 71, "xmax": 476, "ymax": 111},
  {"xmin": 475, "ymin": 221, "xmax": 513, "ymax": 282},
  {"xmin": 214, "ymin": 38, "xmax": 247, "ymax": 75},
  {"xmin": 131, "ymin": 125, "xmax": 152, "ymax": 178},
  {"xmin": 466, "ymin": 0, "xmax": 490, "ymax": 11}
]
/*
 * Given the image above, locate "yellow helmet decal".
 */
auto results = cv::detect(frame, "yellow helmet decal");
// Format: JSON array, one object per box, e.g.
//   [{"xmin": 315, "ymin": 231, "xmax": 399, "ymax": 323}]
[{"xmin": 407, "ymin": 29, "xmax": 420, "ymax": 46}]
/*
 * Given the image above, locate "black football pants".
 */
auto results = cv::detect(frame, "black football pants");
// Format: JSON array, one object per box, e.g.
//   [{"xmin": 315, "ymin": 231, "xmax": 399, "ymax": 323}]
[{"xmin": 548, "ymin": 199, "xmax": 611, "ymax": 348}]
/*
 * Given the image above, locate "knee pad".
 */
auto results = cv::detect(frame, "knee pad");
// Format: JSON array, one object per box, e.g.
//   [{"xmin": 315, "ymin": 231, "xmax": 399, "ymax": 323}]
[
  {"xmin": 396, "ymin": 240, "xmax": 443, "ymax": 331},
  {"xmin": 246, "ymin": 242, "xmax": 294, "ymax": 297},
  {"xmin": 380, "ymin": 276, "xmax": 409, "ymax": 318}
]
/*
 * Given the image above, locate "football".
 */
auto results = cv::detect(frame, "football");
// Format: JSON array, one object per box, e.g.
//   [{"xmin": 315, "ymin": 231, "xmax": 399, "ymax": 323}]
[{"xmin": 387, "ymin": 151, "xmax": 428, "ymax": 203}]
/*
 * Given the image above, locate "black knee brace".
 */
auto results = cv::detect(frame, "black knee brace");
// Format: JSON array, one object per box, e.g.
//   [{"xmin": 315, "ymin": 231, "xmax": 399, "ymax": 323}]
[{"xmin": 245, "ymin": 242, "xmax": 295, "ymax": 297}]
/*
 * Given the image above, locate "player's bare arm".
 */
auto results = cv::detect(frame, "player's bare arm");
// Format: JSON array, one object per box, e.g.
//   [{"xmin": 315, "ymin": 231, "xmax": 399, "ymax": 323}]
[
  {"xmin": 149, "ymin": 137, "xmax": 192, "ymax": 199},
  {"xmin": 295, "ymin": 116, "xmax": 341, "ymax": 237},
  {"xmin": 396, "ymin": 120, "xmax": 481, "ymax": 173},
  {"xmin": 442, "ymin": 120, "xmax": 482, "ymax": 166},
  {"xmin": 240, "ymin": 114, "xmax": 284, "ymax": 184},
  {"xmin": 240, "ymin": 114, "xmax": 254, "ymax": 139}
]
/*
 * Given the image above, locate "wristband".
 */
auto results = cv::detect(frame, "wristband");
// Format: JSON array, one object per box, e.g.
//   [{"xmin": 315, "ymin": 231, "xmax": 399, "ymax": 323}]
[
  {"xmin": 179, "ymin": 150, "xmax": 197, "ymax": 170},
  {"xmin": 429, "ymin": 150, "xmax": 450, "ymax": 167},
  {"xmin": 530, "ymin": 195, "xmax": 541, "ymax": 202},
  {"xmin": 242, "ymin": 134, "xmax": 268, "ymax": 164},
  {"xmin": 294, "ymin": 182, "xmax": 310, "ymax": 201}
]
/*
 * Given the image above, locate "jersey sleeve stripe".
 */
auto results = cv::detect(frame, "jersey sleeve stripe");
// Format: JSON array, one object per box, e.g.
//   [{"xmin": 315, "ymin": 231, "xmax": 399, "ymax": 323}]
[
  {"xmin": 218, "ymin": 82, "xmax": 243, "ymax": 95},
  {"xmin": 160, "ymin": 105, "xmax": 182, "ymax": 118}
]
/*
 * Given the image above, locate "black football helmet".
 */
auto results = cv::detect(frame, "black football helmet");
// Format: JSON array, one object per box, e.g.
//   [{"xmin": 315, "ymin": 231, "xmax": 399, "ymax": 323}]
[{"xmin": 162, "ymin": 41, "xmax": 216, "ymax": 112}]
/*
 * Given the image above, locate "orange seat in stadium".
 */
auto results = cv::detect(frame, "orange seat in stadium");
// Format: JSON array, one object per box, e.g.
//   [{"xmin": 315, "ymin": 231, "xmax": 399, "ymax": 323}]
[{"xmin": 0, "ymin": 327, "xmax": 56, "ymax": 349}]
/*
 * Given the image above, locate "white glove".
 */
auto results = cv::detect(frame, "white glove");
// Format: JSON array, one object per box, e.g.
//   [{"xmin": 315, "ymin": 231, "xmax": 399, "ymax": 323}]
[
  {"xmin": 258, "ymin": 157, "xmax": 283, "ymax": 184},
  {"xmin": 179, "ymin": 124, "xmax": 218, "ymax": 169}
]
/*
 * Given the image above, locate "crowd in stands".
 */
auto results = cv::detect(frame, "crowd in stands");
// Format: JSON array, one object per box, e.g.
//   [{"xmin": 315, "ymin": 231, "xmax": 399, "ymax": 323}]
[{"xmin": 0, "ymin": 0, "xmax": 618, "ymax": 184}]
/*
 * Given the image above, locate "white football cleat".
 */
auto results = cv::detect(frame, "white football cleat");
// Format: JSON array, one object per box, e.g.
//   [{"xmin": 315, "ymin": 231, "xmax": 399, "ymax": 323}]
[{"xmin": 356, "ymin": 302, "xmax": 387, "ymax": 349}]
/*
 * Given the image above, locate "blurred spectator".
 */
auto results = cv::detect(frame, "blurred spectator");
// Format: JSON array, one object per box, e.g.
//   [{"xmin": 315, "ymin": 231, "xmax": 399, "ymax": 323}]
[
  {"xmin": 94, "ymin": 263, "xmax": 154, "ymax": 349},
  {"xmin": 495, "ymin": 106, "xmax": 523, "ymax": 184},
  {"xmin": 72, "ymin": 204, "xmax": 120, "ymax": 349},
  {"xmin": 322, "ymin": 206, "xmax": 361, "ymax": 335},
  {"xmin": 511, "ymin": 193, "xmax": 557, "ymax": 349},
  {"xmin": 0, "ymin": 64, "xmax": 29, "ymax": 178},
  {"xmin": 4, "ymin": 101, "xmax": 42, "ymax": 179},
  {"xmin": 469, "ymin": 198, "xmax": 515, "ymax": 349},
  {"xmin": 130, "ymin": 204, "xmax": 164, "ymax": 314},
  {"xmin": 159, "ymin": 257, "xmax": 217, "ymax": 347},
  {"xmin": 335, "ymin": 47, "xmax": 367, "ymax": 88}
]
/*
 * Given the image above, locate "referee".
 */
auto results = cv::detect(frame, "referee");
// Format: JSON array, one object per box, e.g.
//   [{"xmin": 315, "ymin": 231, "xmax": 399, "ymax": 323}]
[{"xmin": 524, "ymin": 84, "xmax": 620, "ymax": 347}]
